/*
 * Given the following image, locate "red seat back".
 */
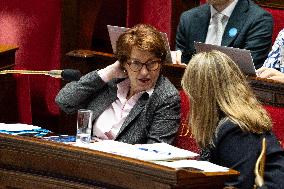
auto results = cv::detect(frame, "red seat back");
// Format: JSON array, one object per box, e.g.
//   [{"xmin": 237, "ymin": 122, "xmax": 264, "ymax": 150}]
[
  {"xmin": 264, "ymin": 105, "xmax": 284, "ymax": 148},
  {"xmin": 174, "ymin": 90, "xmax": 200, "ymax": 153},
  {"xmin": 263, "ymin": 7, "xmax": 284, "ymax": 43}
]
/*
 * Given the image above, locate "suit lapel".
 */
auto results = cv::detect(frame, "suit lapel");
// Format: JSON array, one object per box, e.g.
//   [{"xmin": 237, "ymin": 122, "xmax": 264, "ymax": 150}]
[
  {"xmin": 195, "ymin": 5, "xmax": 211, "ymax": 43},
  {"xmin": 115, "ymin": 93, "xmax": 149, "ymax": 138},
  {"xmin": 90, "ymin": 79, "xmax": 122, "ymax": 121},
  {"xmin": 222, "ymin": 0, "xmax": 249, "ymax": 46},
  {"xmin": 92, "ymin": 88, "xmax": 117, "ymax": 120}
]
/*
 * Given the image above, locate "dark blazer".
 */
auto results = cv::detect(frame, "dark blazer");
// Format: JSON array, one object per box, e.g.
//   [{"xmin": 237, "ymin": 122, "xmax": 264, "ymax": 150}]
[
  {"xmin": 55, "ymin": 71, "xmax": 181, "ymax": 144},
  {"xmin": 200, "ymin": 118, "xmax": 284, "ymax": 189},
  {"xmin": 176, "ymin": 0, "xmax": 273, "ymax": 69}
]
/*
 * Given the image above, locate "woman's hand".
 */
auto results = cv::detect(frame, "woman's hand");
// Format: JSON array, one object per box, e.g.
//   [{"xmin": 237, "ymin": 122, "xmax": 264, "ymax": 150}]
[
  {"xmin": 98, "ymin": 61, "xmax": 128, "ymax": 82},
  {"xmin": 256, "ymin": 67, "xmax": 284, "ymax": 83}
]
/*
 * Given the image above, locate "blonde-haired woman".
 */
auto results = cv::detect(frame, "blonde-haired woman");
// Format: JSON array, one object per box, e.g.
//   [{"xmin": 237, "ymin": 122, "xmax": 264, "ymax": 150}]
[{"xmin": 181, "ymin": 50, "xmax": 284, "ymax": 189}]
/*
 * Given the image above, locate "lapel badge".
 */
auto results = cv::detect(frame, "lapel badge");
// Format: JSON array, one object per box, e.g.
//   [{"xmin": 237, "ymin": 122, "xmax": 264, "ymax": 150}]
[{"xmin": 229, "ymin": 28, "xmax": 238, "ymax": 37}]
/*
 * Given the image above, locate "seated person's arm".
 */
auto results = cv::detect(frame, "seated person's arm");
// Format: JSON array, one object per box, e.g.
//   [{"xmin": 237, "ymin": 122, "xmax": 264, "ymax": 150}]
[
  {"xmin": 55, "ymin": 61, "xmax": 126, "ymax": 114},
  {"xmin": 263, "ymin": 28, "xmax": 284, "ymax": 69},
  {"xmin": 256, "ymin": 67, "xmax": 284, "ymax": 83}
]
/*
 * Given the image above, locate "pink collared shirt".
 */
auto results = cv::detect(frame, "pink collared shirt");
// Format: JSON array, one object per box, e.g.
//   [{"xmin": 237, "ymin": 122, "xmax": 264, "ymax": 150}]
[{"xmin": 93, "ymin": 68, "xmax": 153, "ymax": 140}]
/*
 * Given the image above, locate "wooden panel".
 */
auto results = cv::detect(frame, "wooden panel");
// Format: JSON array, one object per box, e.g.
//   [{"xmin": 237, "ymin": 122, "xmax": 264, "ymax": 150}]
[
  {"xmin": 0, "ymin": 169, "xmax": 101, "ymax": 189},
  {"xmin": 254, "ymin": 0, "xmax": 284, "ymax": 9},
  {"xmin": 0, "ymin": 133, "xmax": 239, "ymax": 189},
  {"xmin": 248, "ymin": 77, "xmax": 284, "ymax": 106},
  {"xmin": 0, "ymin": 45, "xmax": 19, "ymax": 123},
  {"xmin": 162, "ymin": 64, "xmax": 284, "ymax": 107}
]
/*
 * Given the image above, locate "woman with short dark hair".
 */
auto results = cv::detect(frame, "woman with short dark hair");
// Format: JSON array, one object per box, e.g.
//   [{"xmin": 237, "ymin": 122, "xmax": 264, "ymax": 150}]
[{"xmin": 56, "ymin": 24, "xmax": 180, "ymax": 144}]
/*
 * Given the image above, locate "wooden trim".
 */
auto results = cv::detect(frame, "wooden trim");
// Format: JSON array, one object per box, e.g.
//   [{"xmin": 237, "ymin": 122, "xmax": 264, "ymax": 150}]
[
  {"xmin": 254, "ymin": 0, "xmax": 284, "ymax": 9},
  {"xmin": 0, "ymin": 64, "xmax": 15, "ymax": 70},
  {"xmin": 0, "ymin": 45, "xmax": 18, "ymax": 53},
  {"xmin": 0, "ymin": 133, "xmax": 239, "ymax": 189},
  {"xmin": 162, "ymin": 64, "xmax": 284, "ymax": 107}
]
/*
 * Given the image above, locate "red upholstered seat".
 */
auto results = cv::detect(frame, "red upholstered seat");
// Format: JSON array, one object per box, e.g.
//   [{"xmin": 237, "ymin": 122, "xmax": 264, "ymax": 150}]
[
  {"xmin": 174, "ymin": 90, "xmax": 200, "ymax": 153},
  {"xmin": 259, "ymin": 5, "xmax": 284, "ymax": 148},
  {"xmin": 264, "ymin": 105, "xmax": 284, "ymax": 148},
  {"xmin": 263, "ymin": 7, "xmax": 284, "ymax": 43}
]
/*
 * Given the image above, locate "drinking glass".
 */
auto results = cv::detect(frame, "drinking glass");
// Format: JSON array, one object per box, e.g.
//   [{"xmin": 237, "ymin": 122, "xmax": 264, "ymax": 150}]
[{"xmin": 76, "ymin": 109, "xmax": 93, "ymax": 144}]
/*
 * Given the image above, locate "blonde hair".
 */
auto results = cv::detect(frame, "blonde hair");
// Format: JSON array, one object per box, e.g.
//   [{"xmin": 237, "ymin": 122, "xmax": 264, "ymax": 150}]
[{"xmin": 181, "ymin": 50, "xmax": 272, "ymax": 149}]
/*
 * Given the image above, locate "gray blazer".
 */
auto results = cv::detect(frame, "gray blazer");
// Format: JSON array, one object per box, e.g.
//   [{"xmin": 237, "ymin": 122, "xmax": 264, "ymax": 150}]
[
  {"xmin": 55, "ymin": 71, "xmax": 181, "ymax": 144},
  {"xmin": 176, "ymin": 0, "xmax": 273, "ymax": 69}
]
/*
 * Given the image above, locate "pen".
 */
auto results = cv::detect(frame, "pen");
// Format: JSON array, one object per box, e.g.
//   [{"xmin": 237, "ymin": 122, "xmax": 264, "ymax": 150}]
[
  {"xmin": 138, "ymin": 148, "xmax": 171, "ymax": 155},
  {"xmin": 138, "ymin": 147, "xmax": 149, "ymax": 151},
  {"xmin": 153, "ymin": 150, "xmax": 171, "ymax": 155}
]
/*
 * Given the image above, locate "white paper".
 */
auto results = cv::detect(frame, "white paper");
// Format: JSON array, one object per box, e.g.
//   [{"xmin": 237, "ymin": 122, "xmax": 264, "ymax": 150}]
[
  {"xmin": 0, "ymin": 123, "xmax": 41, "ymax": 131},
  {"xmin": 73, "ymin": 141, "xmax": 198, "ymax": 161},
  {"xmin": 153, "ymin": 159, "xmax": 229, "ymax": 172}
]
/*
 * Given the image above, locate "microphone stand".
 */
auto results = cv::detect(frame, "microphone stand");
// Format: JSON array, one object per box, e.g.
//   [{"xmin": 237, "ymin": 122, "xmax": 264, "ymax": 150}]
[{"xmin": 0, "ymin": 70, "xmax": 62, "ymax": 78}]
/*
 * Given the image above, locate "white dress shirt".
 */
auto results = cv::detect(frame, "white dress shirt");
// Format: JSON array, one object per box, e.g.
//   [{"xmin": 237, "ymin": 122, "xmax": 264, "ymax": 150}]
[{"xmin": 205, "ymin": 0, "xmax": 238, "ymax": 45}]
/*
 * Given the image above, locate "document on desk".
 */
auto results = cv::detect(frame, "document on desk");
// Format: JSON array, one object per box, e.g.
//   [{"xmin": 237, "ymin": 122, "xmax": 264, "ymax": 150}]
[
  {"xmin": 0, "ymin": 123, "xmax": 50, "ymax": 137},
  {"xmin": 75, "ymin": 140, "xmax": 198, "ymax": 161},
  {"xmin": 0, "ymin": 123, "xmax": 41, "ymax": 131},
  {"xmin": 153, "ymin": 160, "xmax": 229, "ymax": 172}
]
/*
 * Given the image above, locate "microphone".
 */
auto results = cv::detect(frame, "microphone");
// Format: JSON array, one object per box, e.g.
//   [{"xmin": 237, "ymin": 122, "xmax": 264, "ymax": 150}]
[{"xmin": 0, "ymin": 69, "xmax": 81, "ymax": 81}]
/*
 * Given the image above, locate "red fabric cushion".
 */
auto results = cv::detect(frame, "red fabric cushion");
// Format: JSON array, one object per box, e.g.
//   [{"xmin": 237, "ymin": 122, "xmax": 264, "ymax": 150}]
[
  {"xmin": 263, "ymin": 7, "xmax": 284, "ymax": 43},
  {"xmin": 264, "ymin": 105, "xmax": 284, "ymax": 148},
  {"xmin": 126, "ymin": 0, "xmax": 173, "ymax": 44},
  {"xmin": 174, "ymin": 90, "xmax": 200, "ymax": 153},
  {"xmin": 200, "ymin": 0, "xmax": 207, "ymax": 4}
]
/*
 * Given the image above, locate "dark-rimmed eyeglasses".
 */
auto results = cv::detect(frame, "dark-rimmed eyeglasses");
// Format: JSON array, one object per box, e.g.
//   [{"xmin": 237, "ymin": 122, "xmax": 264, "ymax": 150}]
[{"xmin": 127, "ymin": 59, "xmax": 161, "ymax": 72}]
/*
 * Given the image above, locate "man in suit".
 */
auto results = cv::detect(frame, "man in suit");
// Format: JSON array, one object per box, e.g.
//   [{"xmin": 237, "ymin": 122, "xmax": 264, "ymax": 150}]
[{"xmin": 176, "ymin": 0, "xmax": 273, "ymax": 69}]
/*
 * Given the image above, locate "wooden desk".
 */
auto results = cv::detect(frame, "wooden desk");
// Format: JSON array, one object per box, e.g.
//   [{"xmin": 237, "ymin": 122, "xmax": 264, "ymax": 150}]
[
  {"xmin": 0, "ymin": 134, "xmax": 239, "ymax": 189},
  {"xmin": 65, "ymin": 50, "xmax": 115, "ymax": 75},
  {"xmin": 162, "ymin": 64, "xmax": 284, "ymax": 107},
  {"xmin": 0, "ymin": 45, "xmax": 19, "ymax": 123}
]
